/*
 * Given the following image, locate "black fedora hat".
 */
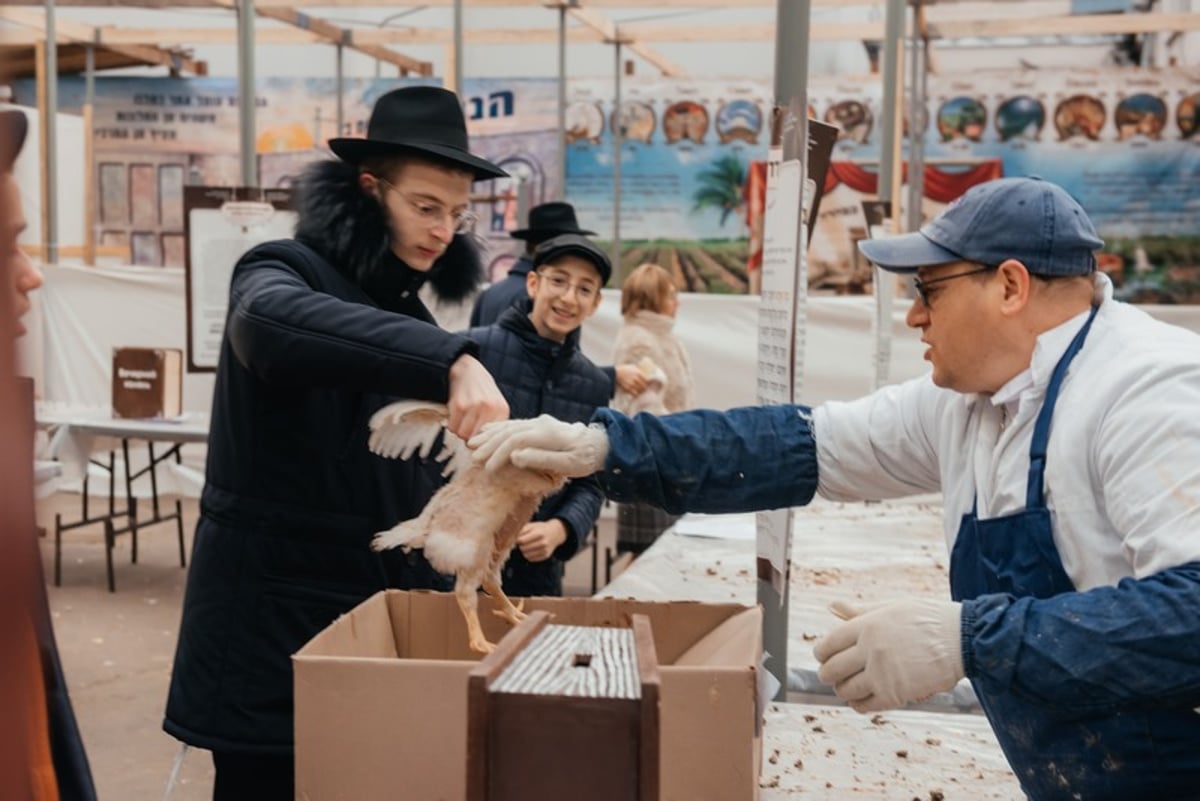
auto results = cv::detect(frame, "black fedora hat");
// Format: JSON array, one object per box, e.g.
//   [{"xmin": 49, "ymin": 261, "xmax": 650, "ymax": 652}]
[
  {"xmin": 328, "ymin": 86, "xmax": 507, "ymax": 181},
  {"xmin": 510, "ymin": 201, "xmax": 597, "ymax": 242}
]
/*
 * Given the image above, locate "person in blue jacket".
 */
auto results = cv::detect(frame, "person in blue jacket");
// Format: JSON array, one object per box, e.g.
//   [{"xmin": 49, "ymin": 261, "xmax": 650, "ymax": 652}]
[
  {"xmin": 471, "ymin": 176, "xmax": 1200, "ymax": 801},
  {"xmin": 163, "ymin": 87, "xmax": 511, "ymax": 801},
  {"xmin": 464, "ymin": 233, "xmax": 612, "ymax": 597}
]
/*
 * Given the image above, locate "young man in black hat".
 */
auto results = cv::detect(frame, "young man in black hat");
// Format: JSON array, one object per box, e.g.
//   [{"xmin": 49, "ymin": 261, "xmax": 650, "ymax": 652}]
[
  {"xmin": 163, "ymin": 86, "xmax": 511, "ymax": 800},
  {"xmin": 463, "ymin": 233, "xmax": 612, "ymax": 598}
]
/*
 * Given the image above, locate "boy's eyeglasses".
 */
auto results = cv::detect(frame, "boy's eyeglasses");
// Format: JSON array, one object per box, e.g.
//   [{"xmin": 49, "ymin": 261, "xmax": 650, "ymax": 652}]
[
  {"xmin": 912, "ymin": 265, "xmax": 995, "ymax": 307},
  {"xmin": 377, "ymin": 177, "xmax": 478, "ymax": 234},
  {"xmin": 536, "ymin": 270, "xmax": 599, "ymax": 301}
]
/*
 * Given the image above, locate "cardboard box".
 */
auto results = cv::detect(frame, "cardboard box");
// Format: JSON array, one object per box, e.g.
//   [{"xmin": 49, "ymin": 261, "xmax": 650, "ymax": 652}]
[
  {"xmin": 111, "ymin": 346, "xmax": 183, "ymax": 419},
  {"xmin": 294, "ymin": 590, "xmax": 763, "ymax": 801}
]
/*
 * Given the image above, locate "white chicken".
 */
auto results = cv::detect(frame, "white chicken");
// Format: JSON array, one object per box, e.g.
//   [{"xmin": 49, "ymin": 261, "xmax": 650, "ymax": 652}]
[{"xmin": 368, "ymin": 400, "xmax": 568, "ymax": 654}]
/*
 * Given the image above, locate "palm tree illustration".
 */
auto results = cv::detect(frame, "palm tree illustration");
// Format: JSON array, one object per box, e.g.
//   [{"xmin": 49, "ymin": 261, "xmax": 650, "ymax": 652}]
[{"xmin": 692, "ymin": 154, "xmax": 747, "ymax": 226}]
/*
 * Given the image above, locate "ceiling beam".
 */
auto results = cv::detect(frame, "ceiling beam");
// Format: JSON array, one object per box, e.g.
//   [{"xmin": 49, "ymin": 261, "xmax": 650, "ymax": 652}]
[
  {"xmin": 566, "ymin": 6, "xmax": 686, "ymax": 76},
  {"xmin": 0, "ymin": 0, "xmax": 800, "ymax": 7},
  {"xmin": 256, "ymin": 6, "xmax": 432, "ymax": 74},
  {"xmin": 930, "ymin": 10, "xmax": 1200, "ymax": 38},
  {"xmin": 203, "ymin": 0, "xmax": 432, "ymax": 75},
  {"xmin": 6, "ymin": 10, "xmax": 1192, "ymax": 50},
  {"xmin": 0, "ymin": 7, "xmax": 206, "ymax": 74}
]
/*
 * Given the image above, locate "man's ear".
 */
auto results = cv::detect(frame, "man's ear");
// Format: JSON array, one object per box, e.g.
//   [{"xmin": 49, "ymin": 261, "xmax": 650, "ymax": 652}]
[
  {"xmin": 525, "ymin": 268, "xmax": 539, "ymax": 299},
  {"xmin": 996, "ymin": 259, "xmax": 1031, "ymax": 316},
  {"xmin": 358, "ymin": 172, "xmax": 381, "ymax": 200}
]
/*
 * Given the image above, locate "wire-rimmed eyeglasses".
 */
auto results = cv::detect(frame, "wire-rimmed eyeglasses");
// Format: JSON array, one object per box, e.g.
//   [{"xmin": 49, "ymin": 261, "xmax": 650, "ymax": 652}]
[
  {"xmin": 535, "ymin": 270, "xmax": 600, "ymax": 301},
  {"xmin": 377, "ymin": 177, "xmax": 478, "ymax": 235}
]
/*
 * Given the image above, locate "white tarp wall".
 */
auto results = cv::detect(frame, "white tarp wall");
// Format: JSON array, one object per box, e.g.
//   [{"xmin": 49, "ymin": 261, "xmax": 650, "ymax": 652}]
[
  {"xmin": 4, "ymin": 104, "xmax": 86, "ymax": 251},
  {"xmin": 22, "ymin": 263, "xmax": 1200, "ymax": 498}
]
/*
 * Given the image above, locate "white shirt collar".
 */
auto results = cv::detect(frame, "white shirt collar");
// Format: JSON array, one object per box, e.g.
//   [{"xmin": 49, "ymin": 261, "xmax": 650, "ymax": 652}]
[{"xmin": 989, "ymin": 273, "xmax": 1111, "ymax": 417}]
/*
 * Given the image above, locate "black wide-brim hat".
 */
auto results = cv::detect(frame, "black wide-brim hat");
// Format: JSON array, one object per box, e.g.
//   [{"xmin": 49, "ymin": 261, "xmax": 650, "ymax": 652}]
[
  {"xmin": 328, "ymin": 86, "xmax": 507, "ymax": 182},
  {"xmin": 510, "ymin": 201, "xmax": 597, "ymax": 241}
]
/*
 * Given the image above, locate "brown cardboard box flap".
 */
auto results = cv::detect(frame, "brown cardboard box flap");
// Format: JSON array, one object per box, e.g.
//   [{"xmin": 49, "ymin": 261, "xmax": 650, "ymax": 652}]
[{"xmin": 294, "ymin": 590, "xmax": 762, "ymax": 801}]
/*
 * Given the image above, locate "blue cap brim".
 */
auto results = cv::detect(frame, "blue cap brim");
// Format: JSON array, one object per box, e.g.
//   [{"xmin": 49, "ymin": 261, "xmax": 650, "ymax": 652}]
[{"xmin": 857, "ymin": 232, "xmax": 962, "ymax": 274}]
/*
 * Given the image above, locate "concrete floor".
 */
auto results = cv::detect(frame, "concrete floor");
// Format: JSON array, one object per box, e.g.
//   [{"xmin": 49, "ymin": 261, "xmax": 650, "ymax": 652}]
[{"xmin": 36, "ymin": 490, "xmax": 622, "ymax": 801}]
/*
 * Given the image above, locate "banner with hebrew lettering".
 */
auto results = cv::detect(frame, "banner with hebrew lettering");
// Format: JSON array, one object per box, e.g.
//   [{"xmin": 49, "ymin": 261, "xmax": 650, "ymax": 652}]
[{"xmin": 14, "ymin": 76, "xmax": 561, "ymax": 277}]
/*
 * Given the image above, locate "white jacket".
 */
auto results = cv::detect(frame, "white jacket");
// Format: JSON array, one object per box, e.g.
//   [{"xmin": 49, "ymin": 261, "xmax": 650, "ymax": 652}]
[{"xmin": 814, "ymin": 274, "xmax": 1200, "ymax": 590}]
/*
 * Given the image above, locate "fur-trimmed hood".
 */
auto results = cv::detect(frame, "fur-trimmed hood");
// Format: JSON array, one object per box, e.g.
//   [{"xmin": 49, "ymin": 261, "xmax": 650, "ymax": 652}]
[{"xmin": 292, "ymin": 158, "xmax": 483, "ymax": 303}]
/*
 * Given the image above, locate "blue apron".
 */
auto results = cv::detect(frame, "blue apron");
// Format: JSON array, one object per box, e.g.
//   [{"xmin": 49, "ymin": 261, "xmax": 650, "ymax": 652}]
[{"xmin": 949, "ymin": 305, "xmax": 1200, "ymax": 801}]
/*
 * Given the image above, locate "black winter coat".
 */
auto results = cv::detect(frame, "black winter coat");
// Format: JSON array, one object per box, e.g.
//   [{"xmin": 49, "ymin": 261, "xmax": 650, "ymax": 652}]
[
  {"xmin": 464, "ymin": 305, "xmax": 610, "ymax": 597},
  {"xmin": 469, "ymin": 255, "xmax": 533, "ymax": 327},
  {"xmin": 163, "ymin": 159, "xmax": 483, "ymax": 755}
]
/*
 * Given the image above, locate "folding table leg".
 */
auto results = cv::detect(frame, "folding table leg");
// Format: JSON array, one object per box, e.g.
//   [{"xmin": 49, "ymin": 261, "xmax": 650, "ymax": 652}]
[
  {"xmin": 123, "ymin": 438, "xmax": 139, "ymax": 563},
  {"xmin": 104, "ymin": 518, "xmax": 116, "ymax": 593},
  {"xmin": 175, "ymin": 498, "xmax": 187, "ymax": 567},
  {"xmin": 54, "ymin": 512, "xmax": 63, "ymax": 586}
]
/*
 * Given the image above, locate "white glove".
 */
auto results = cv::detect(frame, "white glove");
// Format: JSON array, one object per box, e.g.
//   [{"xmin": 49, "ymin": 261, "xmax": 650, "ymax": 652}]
[
  {"xmin": 812, "ymin": 598, "xmax": 964, "ymax": 713},
  {"xmin": 468, "ymin": 414, "xmax": 610, "ymax": 478}
]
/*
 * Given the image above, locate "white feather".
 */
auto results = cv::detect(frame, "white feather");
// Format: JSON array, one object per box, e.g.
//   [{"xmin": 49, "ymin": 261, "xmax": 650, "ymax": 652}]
[{"xmin": 367, "ymin": 400, "xmax": 468, "ymax": 477}]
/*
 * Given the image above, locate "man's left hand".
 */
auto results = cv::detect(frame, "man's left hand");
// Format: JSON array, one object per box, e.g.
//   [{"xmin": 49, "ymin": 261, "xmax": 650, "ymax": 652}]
[
  {"xmin": 813, "ymin": 598, "xmax": 964, "ymax": 713},
  {"xmin": 516, "ymin": 520, "xmax": 568, "ymax": 563}
]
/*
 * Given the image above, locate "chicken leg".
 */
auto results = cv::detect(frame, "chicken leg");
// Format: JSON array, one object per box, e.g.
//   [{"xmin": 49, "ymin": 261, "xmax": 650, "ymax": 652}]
[
  {"xmin": 455, "ymin": 579, "xmax": 494, "ymax": 654},
  {"xmin": 482, "ymin": 575, "xmax": 527, "ymax": 627}
]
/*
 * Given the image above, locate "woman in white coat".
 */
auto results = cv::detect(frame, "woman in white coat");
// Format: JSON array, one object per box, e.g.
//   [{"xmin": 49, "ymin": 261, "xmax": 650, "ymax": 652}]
[{"xmin": 611, "ymin": 262, "xmax": 693, "ymax": 554}]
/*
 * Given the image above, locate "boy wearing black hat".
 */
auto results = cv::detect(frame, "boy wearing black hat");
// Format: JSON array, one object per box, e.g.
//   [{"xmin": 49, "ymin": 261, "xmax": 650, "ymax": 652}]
[
  {"xmin": 163, "ymin": 87, "xmax": 511, "ymax": 799},
  {"xmin": 469, "ymin": 201, "xmax": 594, "ymax": 327},
  {"xmin": 472, "ymin": 201, "xmax": 649, "ymax": 401},
  {"xmin": 462, "ymin": 233, "xmax": 612, "ymax": 597}
]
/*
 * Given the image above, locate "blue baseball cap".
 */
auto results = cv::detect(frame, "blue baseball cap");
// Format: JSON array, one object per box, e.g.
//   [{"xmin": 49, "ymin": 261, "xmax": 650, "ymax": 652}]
[{"xmin": 857, "ymin": 176, "xmax": 1103, "ymax": 276}]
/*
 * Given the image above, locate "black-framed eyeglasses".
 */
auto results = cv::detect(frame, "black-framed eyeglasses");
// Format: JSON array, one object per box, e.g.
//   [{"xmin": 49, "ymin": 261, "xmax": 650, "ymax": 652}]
[{"xmin": 912, "ymin": 265, "xmax": 995, "ymax": 307}]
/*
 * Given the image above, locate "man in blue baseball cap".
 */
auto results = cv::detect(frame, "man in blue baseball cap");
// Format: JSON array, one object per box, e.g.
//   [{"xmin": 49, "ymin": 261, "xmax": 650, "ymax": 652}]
[{"xmin": 470, "ymin": 176, "xmax": 1200, "ymax": 800}]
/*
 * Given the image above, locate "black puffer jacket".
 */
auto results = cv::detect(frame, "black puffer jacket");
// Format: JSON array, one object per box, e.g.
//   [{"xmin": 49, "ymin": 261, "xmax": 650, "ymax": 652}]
[
  {"xmin": 164, "ymin": 159, "xmax": 482, "ymax": 754},
  {"xmin": 464, "ymin": 304, "xmax": 610, "ymax": 597}
]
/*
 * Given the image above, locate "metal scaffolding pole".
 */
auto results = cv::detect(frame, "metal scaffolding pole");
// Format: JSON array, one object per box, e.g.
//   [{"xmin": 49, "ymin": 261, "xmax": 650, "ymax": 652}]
[
  {"xmin": 45, "ymin": 0, "xmax": 59, "ymax": 263},
  {"xmin": 906, "ymin": 11, "xmax": 927, "ymax": 234},
  {"xmin": 874, "ymin": 0, "xmax": 906, "ymax": 389},
  {"xmin": 611, "ymin": 40, "xmax": 623, "ymax": 272},
  {"xmin": 453, "ymin": 0, "xmax": 464, "ymax": 95},
  {"xmin": 557, "ymin": 5, "xmax": 567, "ymax": 196},
  {"xmin": 335, "ymin": 44, "xmax": 345, "ymax": 139},
  {"xmin": 759, "ymin": 0, "xmax": 813, "ymax": 702},
  {"xmin": 84, "ymin": 43, "xmax": 95, "ymax": 265},
  {"xmin": 237, "ymin": 0, "xmax": 256, "ymax": 187}
]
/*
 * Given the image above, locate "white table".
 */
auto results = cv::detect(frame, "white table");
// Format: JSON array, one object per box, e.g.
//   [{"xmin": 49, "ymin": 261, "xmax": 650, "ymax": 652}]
[
  {"xmin": 37, "ymin": 404, "xmax": 209, "ymax": 591},
  {"xmin": 600, "ymin": 498, "xmax": 1022, "ymax": 799}
]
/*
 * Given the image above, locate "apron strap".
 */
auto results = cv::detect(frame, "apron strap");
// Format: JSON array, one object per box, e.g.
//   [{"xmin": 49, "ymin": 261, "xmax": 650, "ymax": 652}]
[{"xmin": 1026, "ymin": 304, "xmax": 1100, "ymax": 509}]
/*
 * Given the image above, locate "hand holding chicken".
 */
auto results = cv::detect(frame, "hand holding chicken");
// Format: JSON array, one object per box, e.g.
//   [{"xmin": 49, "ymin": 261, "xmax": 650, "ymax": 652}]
[{"xmin": 368, "ymin": 401, "xmax": 569, "ymax": 653}]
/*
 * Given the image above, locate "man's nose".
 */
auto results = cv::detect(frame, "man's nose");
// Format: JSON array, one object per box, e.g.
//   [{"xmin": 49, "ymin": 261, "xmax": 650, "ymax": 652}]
[
  {"xmin": 905, "ymin": 295, "xmax": 927, "ymax": 328},
  {"xmin": 430, "ymin": 220, "xmax": 454, "ymax": 244}
]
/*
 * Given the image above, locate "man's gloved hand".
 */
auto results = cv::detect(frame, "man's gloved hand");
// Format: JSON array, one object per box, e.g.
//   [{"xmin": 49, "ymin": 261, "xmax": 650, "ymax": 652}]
[
  {"xmin": 812, "ymin": 598, "xmax": 964, "ymax": 713},
  {"xmin": 469, "ymin": 415, "xmax": 609, "ymax": 478}
]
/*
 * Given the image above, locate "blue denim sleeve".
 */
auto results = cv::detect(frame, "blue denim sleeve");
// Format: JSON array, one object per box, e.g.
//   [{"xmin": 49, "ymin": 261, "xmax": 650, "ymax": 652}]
[
  {"xmin": 962, "ymin": 562, "xmax": 1200, "ymax": 712},
  {"xmin": 592, "ymin": 405, "xmax": 819, "ymax": 515}
]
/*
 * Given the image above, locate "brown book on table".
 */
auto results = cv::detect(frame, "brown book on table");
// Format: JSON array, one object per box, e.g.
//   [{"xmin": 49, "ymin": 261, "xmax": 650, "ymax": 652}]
[{"xmin": 111, "ymin": 347, "xmax": 183, "ymax": 420}]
